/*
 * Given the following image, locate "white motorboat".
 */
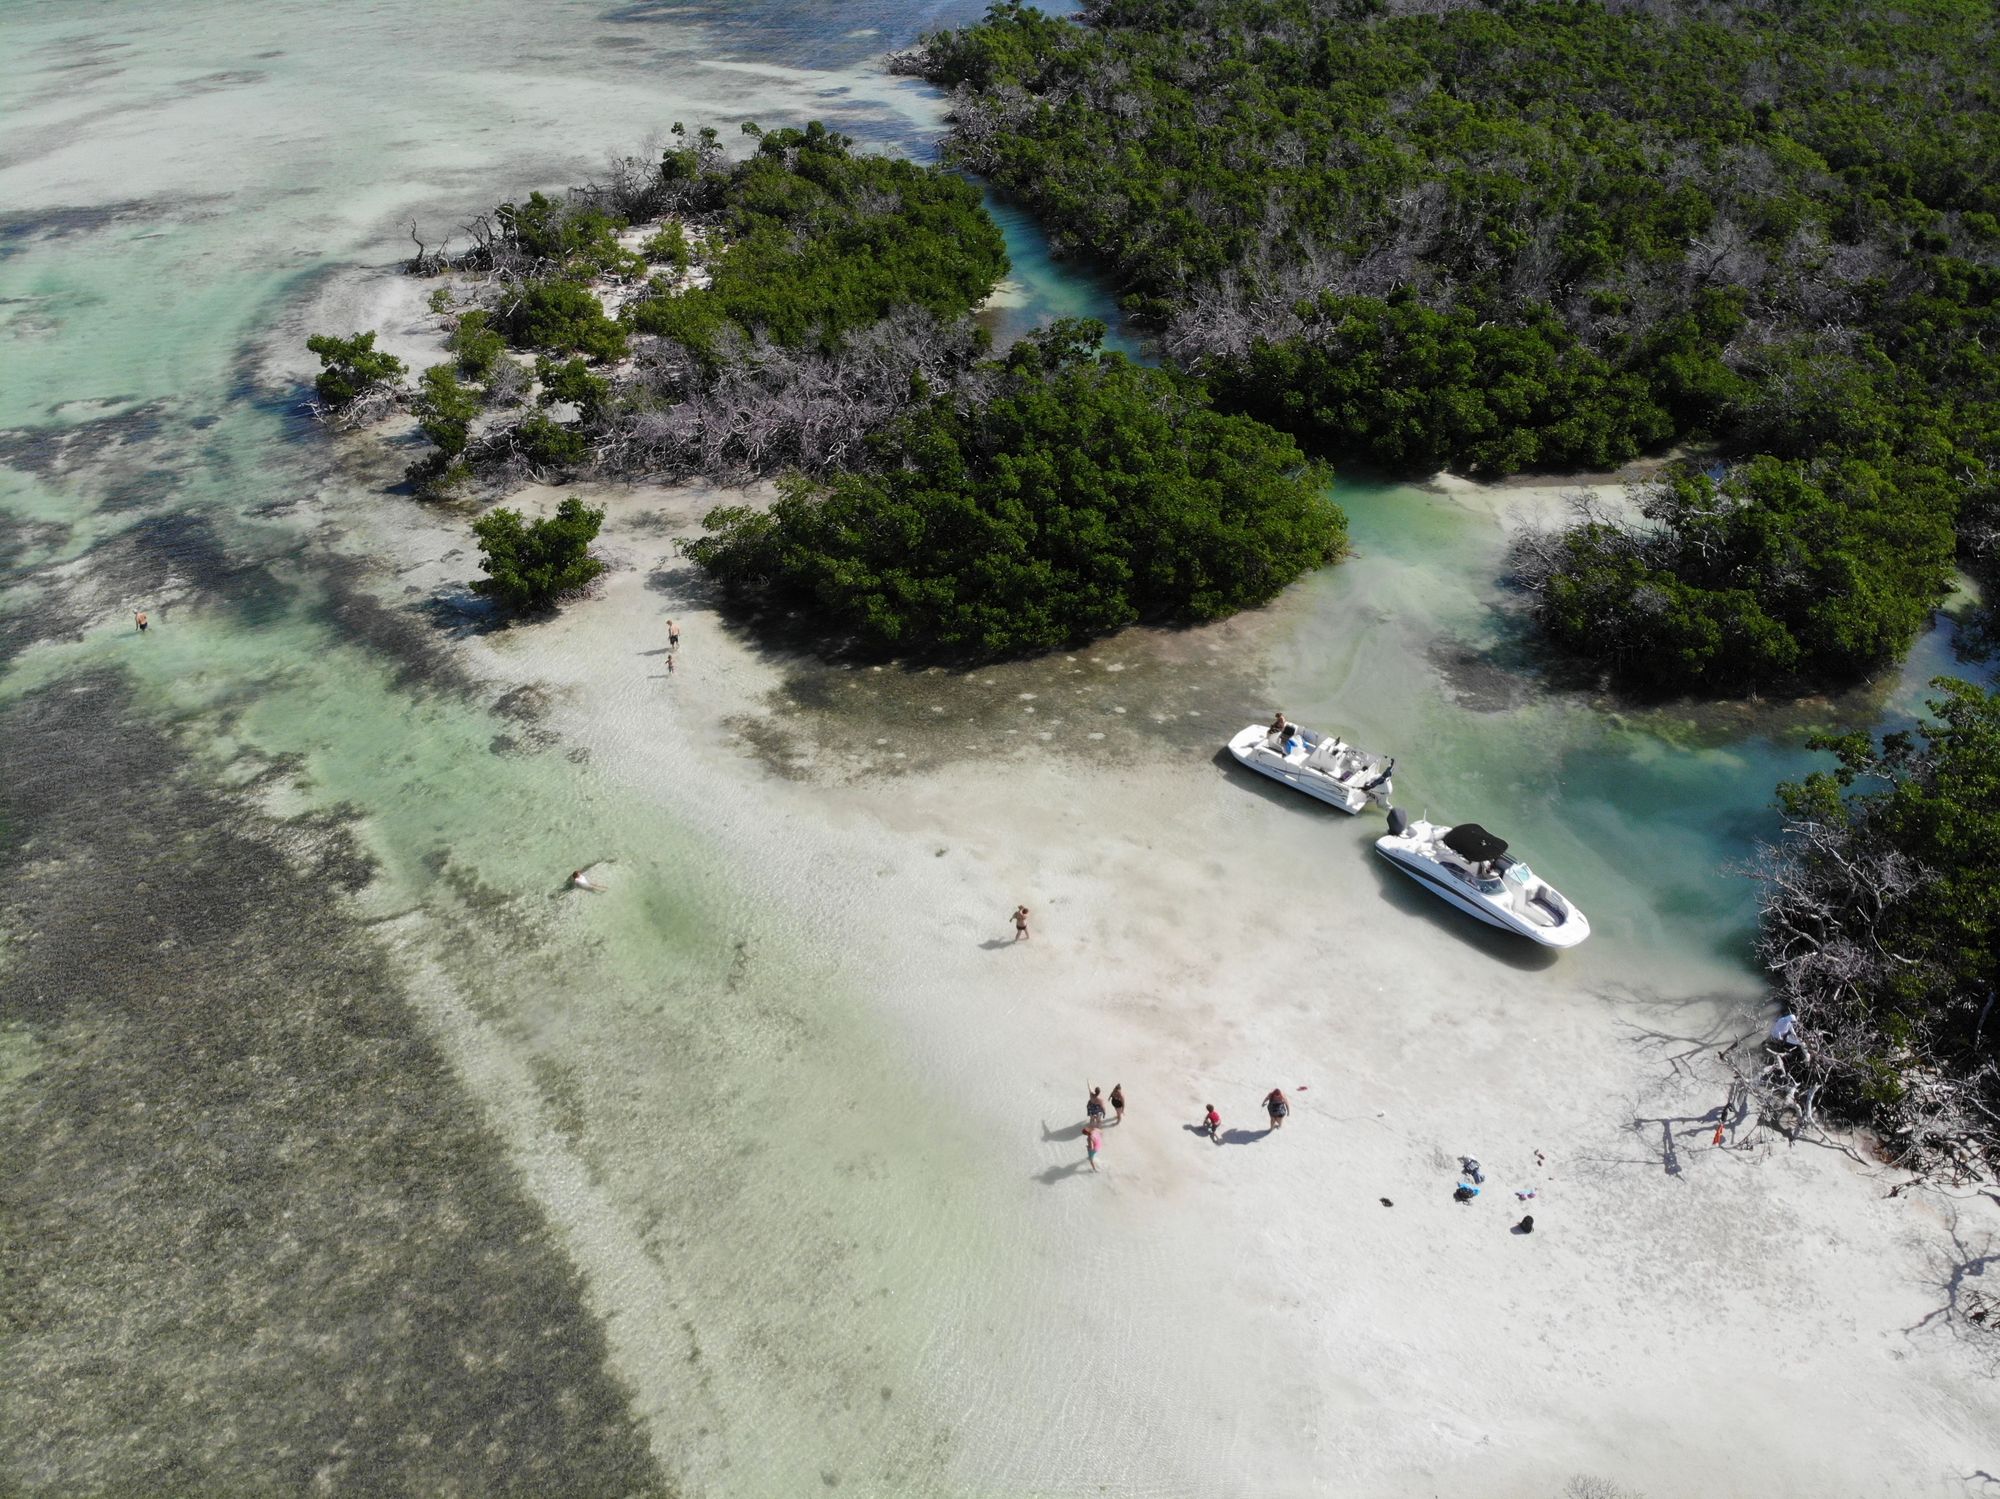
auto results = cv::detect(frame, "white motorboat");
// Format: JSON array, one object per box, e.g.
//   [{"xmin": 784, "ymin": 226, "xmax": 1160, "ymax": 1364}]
[
  {"xmin": 1374, "ymin": 811, "xmax": 1590, "ymax": 948},
  {"xmin": 1226, "ymin": 721, "xmax": 1394, "ymax": 814}
]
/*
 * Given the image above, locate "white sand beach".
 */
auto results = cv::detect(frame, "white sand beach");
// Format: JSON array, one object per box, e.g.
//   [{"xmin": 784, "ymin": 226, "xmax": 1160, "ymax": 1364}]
[{"xmin": 360, "ymin": 470, "xmax": 1998, "ymax": 1497}]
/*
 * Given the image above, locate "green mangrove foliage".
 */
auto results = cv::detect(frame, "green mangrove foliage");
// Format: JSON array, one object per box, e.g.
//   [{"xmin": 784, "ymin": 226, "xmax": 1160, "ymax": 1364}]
[
  {"xmin": 471, "ymin": 497, "xmax": 607, "ymax": 612},
  {"xmin": 915, "ymin": 0, "xmax": 2000, "ymax": 691},
  {"xmin": 1760, "ymin": 678, "xmax": 2000, "ymax": 1175},
  {"xmin": 1515, "ymin": 457, "xmax": 1955, "ymax": 694},
  {"xmin": 505, "ymin": 279, "xmax": 628, "ymax": 363},
  {"xmin": 405, "ymin": 364, "xmax": 483, "ymax": 494},
  {"xmin": 306, "ymin": 331, "xmax": 406, "ymax": 411},
  {"xmin": 445, "ymin": 310, "xmax": 507, "ymax": 383},
  {"xmin": 621, "ymin": 120, "xmax": 1008, "ymax": 362},
  {"xmin": 682, "ymin": 321, "xmax": 1343, "ymax": 656},
  {"xmin": 383, "ymin": 120, "xmax": 1012, "ymax": 490}
]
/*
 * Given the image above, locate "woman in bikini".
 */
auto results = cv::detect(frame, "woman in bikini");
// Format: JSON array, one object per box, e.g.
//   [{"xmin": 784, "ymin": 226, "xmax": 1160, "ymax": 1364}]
[{"xmin": 1263, "ymin": 1087, "xmax": 1290, "ymax": 1130}]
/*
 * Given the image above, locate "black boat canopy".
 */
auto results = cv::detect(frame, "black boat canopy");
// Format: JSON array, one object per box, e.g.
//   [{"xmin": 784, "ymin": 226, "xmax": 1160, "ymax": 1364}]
[{"xmin": 1442, "ymin": 823, "xmax": 1508, "ymax": 862}]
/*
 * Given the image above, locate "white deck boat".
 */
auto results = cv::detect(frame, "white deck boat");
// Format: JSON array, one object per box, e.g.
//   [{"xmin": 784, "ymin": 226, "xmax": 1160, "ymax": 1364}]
[
  {"xmin": 1374, "ymin": 811, "xmax": 1590, "ymax": 947},
  {"xmin": 1226, "ymin": 721, "xmax": 1394, "ymax": 814}
]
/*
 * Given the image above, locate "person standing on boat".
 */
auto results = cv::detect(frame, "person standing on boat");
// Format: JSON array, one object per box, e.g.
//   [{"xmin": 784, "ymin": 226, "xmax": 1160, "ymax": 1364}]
[{"xmin": 1263, "ymin": 1087, "xmax": 1290, "ymax": 1130}]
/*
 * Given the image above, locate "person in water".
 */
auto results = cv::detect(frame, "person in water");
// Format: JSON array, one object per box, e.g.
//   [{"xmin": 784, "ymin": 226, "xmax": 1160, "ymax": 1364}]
[
  {"xmin": 1203, "ymin": 1103, "xmax": 1222, "ymax": 1143},
  {"xmin": 570, "ymin": 869, "xmax": 607, "ymax": 892},
  {"xmin": 1086, "ymin": 1086, "xmax": 1106, "ymax": 1127},
  {"xmin": 1110, "ymin": 1083, "xmax": 1126, "ymax": 1124},
  {"xmin": 134, "ymin": 610, "xmax": 148, "ymax": 633},
  {"xmin": 1263, "ymin": 1087, "xmax": 1290, "ymax": 1130},
  {"xmin": 1012, "ymin": 904, "xmax": 1030, "ymax": 941},
  {"xmin": 1085, "ymin": 1124, "xmax": 1103, "ymax": 1172}
]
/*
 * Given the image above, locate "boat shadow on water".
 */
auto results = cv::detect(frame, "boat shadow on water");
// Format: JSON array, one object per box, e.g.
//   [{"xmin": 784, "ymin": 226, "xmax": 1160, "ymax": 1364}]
[{"xmin": 1356, "ymin": 832, "xmax": 1566, "ymax": 973}]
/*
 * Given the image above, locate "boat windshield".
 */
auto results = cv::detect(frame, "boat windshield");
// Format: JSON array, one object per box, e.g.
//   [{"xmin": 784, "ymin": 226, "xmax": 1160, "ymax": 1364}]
[{"xmin": 1506, "ymin": 863, "xmax": 1534, "ymax": 885}]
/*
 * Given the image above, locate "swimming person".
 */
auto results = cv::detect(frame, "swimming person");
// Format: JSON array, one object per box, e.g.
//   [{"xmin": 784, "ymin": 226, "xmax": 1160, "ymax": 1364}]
[
  {"xmin": 1110, "ymin": 1083, "xmax": 1125, "ymax": 1124},
  {"xmin": 1086, "ymin": 1086, "xmax": 1106, "ymax": 1127},
  {"xmin": 1086, "ymin": 1124, "xmax": 1103, "ymax": 1172},
  {"xmin": 570, "ymin": 869, "xmax": 607, "ymax": 892},
  {"xmin": 1013, "ymin": 905, "xmax": 1030, "ymax": 941},
  {"xmin": 1263, "ymin": 1087, "xmax": 1290, "ymax": 1130}
]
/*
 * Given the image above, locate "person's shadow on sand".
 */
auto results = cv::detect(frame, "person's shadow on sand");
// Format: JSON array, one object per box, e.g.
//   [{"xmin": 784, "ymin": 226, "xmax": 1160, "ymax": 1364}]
[
  {"xmin": 978, "ymin": 937, "xmax": 1015, "ymax": 951},
  {"xmin": 1041, "ymin": 1119, "xmax": 1086, "ymax": 1142},
  {"xmin": 1181, "ymin": 1123, "xmax": 1268, "ymax": 1145},
  {"xmin": 1032, "ymin": 1160, "xmax": 1092, "ymax": 1184}
]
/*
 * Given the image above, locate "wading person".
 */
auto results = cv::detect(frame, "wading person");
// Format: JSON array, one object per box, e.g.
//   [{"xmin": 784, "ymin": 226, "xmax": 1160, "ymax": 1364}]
[
  {"xmin": 1012, "ymin": 904, "xmax": 1030, "ymax": 941},
  {"xmin": 1263, "ymin": 1087, "xmax": 1290, "ymax": 1131},
  {"xmin": 1110, "ymin": 1083, "xmax": 1126, "ymax": 1124},
  {"xmin": 134, "ymin": 609, "xmax": 149, "ymax": 633},
  {"xmin": 1086, "ymin": 1086, "xmax": 1106, "ymax": 1128},
  {"xmin": 1086, "ymin": 1124, "xmax": 1103, "ymax": 1172},
  {"xmin": 667, "ymin": 618, "xmax": 680, "ymax": 651}
]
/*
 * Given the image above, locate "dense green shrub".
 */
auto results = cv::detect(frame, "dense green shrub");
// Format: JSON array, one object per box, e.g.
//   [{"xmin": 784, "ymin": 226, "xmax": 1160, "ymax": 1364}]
[
  {"xmin": 1525, "ymin": 457, "xmax": 1954, "ymax": 693},
  {"xmin": 472, "ymin": 497, "xmax": 606, "ymax": 610},
  {"xmin": 506, "ymin": 280, "xmax": 628, "ymax": 362},
  {"xmin": 683, "ymin": 321, "xmax": 1342, "ymax": 656},
  {"xmin": 623, "ymin": 122, "xmax": 1007, "ymax": 360},
  {"xmin": 535, "ymin": 356, "xmax": 611, "ymax": 423},
  {"xmin": 495, "ymin": 190, "xmax": 639, "ymax": 276},
  {"xmin": 446, "ymin": 309, "xmax": 508, "ymax": 383},
  {"xmin": 306, "ymin": 330, "xmax": 406, "ymax": 408},
  {"xmin": 411, "ymin": 365, "xmax": 480, "ymax": 458},
  {"xmin": 1211, "ymin": 295, "xmax": 1674, "ymax": 475},
  {"xmin": 508, "ymin": 412, "xmax": 590, "ymax": 470},
  {"xmin": 641, "ymin": 223, "xmax": 691, "ymax": 272}
]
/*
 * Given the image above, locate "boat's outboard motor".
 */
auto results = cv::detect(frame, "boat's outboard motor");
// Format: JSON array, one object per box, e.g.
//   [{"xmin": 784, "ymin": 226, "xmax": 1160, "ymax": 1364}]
[{"xmin": 1385, "ymin": 804, "xmax": 1410, "ymax": 837}]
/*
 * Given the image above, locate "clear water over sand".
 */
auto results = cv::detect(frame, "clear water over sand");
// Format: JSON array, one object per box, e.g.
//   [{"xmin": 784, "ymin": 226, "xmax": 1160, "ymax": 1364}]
[{"xmin": 3, "ymin": 2, "xmax": 1993, "ymax": 1494}]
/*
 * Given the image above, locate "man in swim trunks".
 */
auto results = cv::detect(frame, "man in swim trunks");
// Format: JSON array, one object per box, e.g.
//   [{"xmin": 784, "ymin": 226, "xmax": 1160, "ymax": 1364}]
[
  {"xmin": 1263, "ymin": 1087, "xmax": 1290, "ymax": 1130},
  {"xmin": 1086, "ymin": 1086, "xmax": 1106, "ymax": 1128},
  {"xmin": 1013, "ymin": 905, "xmax": 1030, "ymax": 940}
]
